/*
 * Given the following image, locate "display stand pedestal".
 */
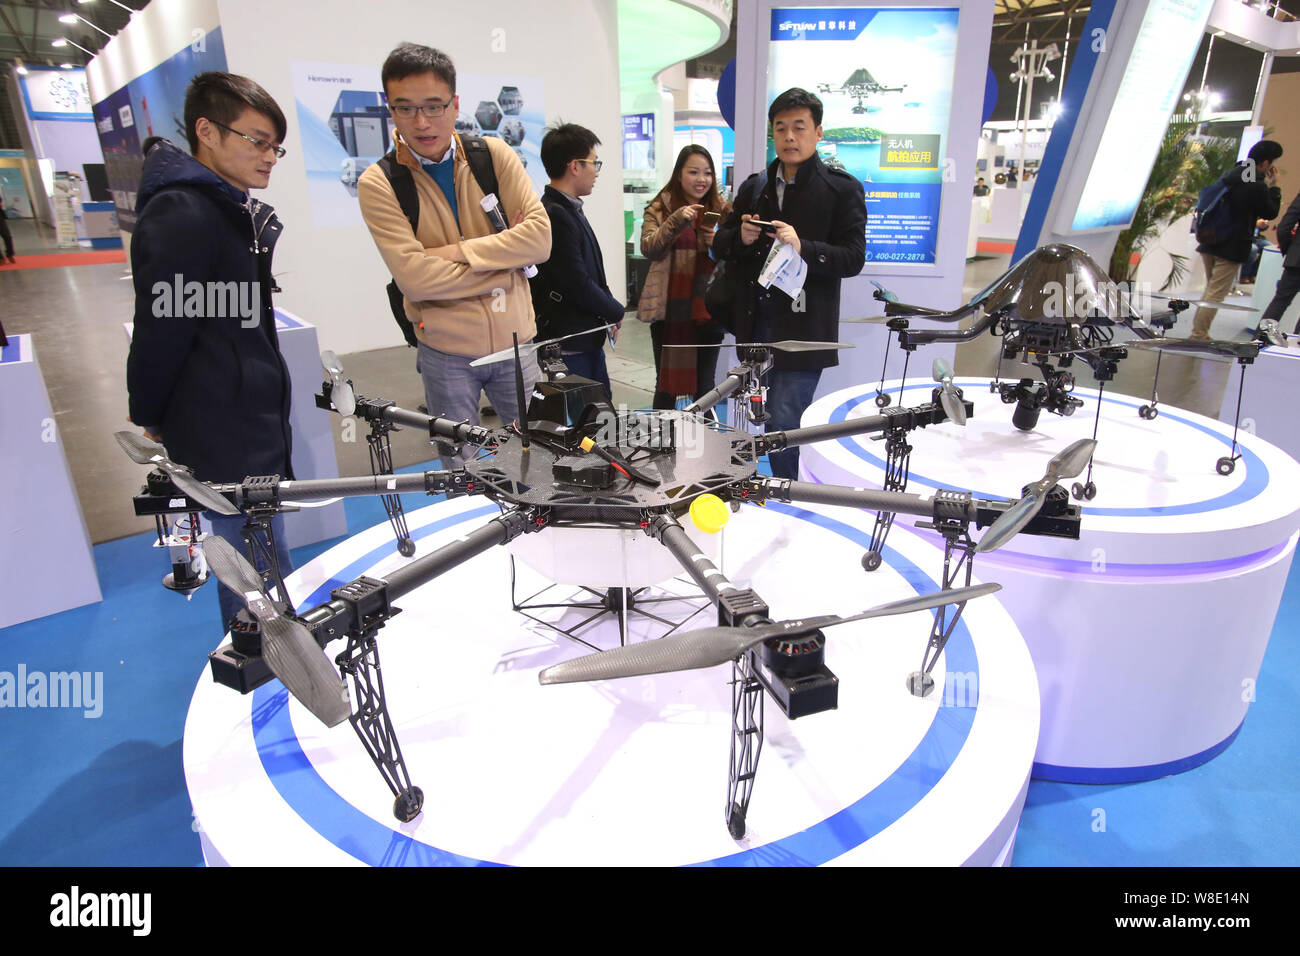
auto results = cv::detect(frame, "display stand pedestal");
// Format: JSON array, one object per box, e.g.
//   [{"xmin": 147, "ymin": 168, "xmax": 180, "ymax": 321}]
[
  {"xmin": 0, "ymin": 335, "xmax": 103, "ymax": 628},
  {"xmin": 801, "ymin": 378, "xmax": 1300, "ymax": 783},
  {"xmin": 184, "ymin": 495, "xmax": 1040, "ymax": 866}
]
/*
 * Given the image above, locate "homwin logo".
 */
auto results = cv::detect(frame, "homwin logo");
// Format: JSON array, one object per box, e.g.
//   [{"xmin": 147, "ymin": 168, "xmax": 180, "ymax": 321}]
[
  {"xmin": 0, "ymin": 665, "xmax": 103, "ymax": 718},
  {"xmin": 49, "ymin": 887, "xmax": 151, "ymax": 936}
]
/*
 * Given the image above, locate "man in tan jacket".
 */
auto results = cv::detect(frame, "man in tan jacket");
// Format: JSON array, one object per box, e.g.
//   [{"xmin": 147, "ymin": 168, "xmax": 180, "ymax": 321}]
[{"xmin": 358, "ymin": 43, "xmax": 550, "ymax": 467}]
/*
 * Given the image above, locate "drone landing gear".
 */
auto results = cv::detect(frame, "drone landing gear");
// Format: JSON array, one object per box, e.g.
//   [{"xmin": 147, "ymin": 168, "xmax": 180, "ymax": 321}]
[
  {"xmin": 509, "ymin": 556, "xmax": 710, "ymax": 651},
  {"xmin": 862, "ymin": 426, "xmax": 913, "ymax": 573},
  {"xmin": 332, "ymin": 579, "xmax": 422, "ymax": 823},
  {"xmin": 366, "ymin": 415, "xmax": 416, "ymax": 557},
  {"xmin": 1070, "ymin": 381, "xmax": 1104, "ymax": 502},
  {"xmin": 1217, "ymin": 360, "xmax": 1251, "ymax": 478},
  {"xmin": 873, "ymin": 328, "xmax": 898, "ymax": 408},
  {"xmin": 907, "ymin": 523, "xmax": 975, "ymax": 698},
  {"xmin": 726, "ymin": 651, "xmax": 765, "ymax": 840},
  {"xmin": 238, "ymin": 500, "xmax": 292, "ymax": 610},
  {"xmin": 1139, "ymin": 346, "xmax": 1164, "ymax": 421}
]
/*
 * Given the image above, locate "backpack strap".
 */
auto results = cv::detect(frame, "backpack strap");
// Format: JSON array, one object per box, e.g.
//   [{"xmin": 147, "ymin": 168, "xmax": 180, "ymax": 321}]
[
  {"xmin": 458, "ymin": 134, "xmax": 505, "ymax": 219},
  {"xmin": 376, "ymin": 151, "xmax": 420, "ymax": 233}
]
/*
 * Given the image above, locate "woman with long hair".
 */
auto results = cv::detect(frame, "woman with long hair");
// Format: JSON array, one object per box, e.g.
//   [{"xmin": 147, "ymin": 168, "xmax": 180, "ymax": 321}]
[{"xmin": 637, "ymin": 145, "xmax": 732, "ymax": 409}]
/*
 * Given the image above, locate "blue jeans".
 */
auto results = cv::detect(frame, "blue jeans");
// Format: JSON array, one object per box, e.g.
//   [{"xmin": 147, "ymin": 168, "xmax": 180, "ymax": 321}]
[
  {"xmin": 205, "ymin": 512, "xmax": 294, "ymax": 636},
  {"xmin": 764, "ymin": 367, "xmax": 822, "ymax": 479},
  {"xmin": 417, "ymin": 341, "xmax": 542, "ymax": 468},
  {"xmin": 557, "ymin": 349, "xmax": 610, "ymax": 398},
  {"xmin": 751, "ymin": 303, "xmax": 823, "ymax": 479}
]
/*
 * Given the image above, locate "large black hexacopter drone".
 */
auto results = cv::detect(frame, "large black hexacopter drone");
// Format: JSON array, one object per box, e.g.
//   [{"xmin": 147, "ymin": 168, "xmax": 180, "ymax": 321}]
[{"xmin": 119, "ymin": 336, "xmax": 1092, "ymax": 840}]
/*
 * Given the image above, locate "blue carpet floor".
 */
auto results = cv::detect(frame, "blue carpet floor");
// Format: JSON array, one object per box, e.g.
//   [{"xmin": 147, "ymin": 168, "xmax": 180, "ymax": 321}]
[{"xmin": 2, "ymin": 458, "xmax": 1297, "ymax": 866}]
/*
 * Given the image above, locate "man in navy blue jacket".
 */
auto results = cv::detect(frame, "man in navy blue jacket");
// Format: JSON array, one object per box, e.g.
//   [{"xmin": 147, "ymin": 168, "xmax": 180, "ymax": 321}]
[
  {"xmin": 531, "ymin": 123, "xmax": 624, "ymax": 396},
  {"xmin": 126, "ymin": 72, "xmax": 293, "ymax": 632}
]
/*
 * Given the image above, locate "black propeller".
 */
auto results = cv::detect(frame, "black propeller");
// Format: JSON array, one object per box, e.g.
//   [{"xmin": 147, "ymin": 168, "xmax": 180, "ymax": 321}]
[
  {"xmin": 114, "ymin": 431, "xmax": 239, "ymax": 516},
  {"xmin": 666, "ymin": 340, "xmax": 853, "ymax": 353},
  {"xmin": 976, "ymin": 439, "xmax": 1096, "ymax": 553},
  {"xmin": 203, "ymin": 536, "xmax": 351, "ymax": 727},
  {"xmin": 471, "ymin": 323, "xmax": 620, "ymax": 368},
  {"xmin": 538, "ymin": 583, "xmax": 1001, "ymax": 684}
]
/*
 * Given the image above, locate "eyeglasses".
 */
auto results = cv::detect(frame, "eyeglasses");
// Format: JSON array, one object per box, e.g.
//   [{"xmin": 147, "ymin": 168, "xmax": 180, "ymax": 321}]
[
  {"xmin": 575, "ymin": 159, "xmax": 604, "ymax": 171},
  {"xmin": 389, "ymin": 103, "xmax": 452, "ymax": 119},
  {"xmin": 208, "ymin": 119, "xmax": 286, "ymax": 158}
]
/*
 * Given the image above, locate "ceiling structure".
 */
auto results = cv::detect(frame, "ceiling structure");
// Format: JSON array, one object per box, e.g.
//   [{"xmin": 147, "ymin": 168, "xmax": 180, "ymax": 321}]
[{"xmin": 1, "ymin": 0, "xmax": 144, "ymax": 69}]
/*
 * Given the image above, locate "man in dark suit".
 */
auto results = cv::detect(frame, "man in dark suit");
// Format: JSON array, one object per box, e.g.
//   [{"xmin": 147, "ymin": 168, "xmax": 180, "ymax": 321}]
[
  {"xmin": 713, "ymin": 87, "xmax": 866, "ymax": 479},
  {"xmin": 532, "ymin": 123, "xmax": 624, "ymax": 396},
  {"xmin": 1262, "ymin": 189, "xmax": 1300, "ymax": 333}
]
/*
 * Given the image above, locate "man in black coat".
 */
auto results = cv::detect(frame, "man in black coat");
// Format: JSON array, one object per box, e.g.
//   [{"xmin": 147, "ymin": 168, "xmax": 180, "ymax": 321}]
[
  {"xmin": 1192, "ymin": 139, "xmax": 1283, "ymax": 339},
  {"xmin": 126, "ymin": 72, "xmax": 292, "ymax": 632},
  {"xmin": 713, "ymin": 87, "xmax": 866, "ymax": 479},
  {"xmin": 532, "ymin": 123, "xmax": 623, "ymax": 396},
  {"xmin": 1262, "ymin": 189, "xmax": 1300, "ymax": 333}
]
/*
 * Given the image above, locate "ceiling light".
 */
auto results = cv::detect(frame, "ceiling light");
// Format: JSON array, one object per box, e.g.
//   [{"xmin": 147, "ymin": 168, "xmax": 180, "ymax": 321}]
[{"xmin": 59, "ymin": 12, "xmax": 112, "ymax": 37}]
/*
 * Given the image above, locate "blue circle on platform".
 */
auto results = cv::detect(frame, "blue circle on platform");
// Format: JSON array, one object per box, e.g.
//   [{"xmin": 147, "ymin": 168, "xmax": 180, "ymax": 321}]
[
  {"xmin": 250, "ymin": 501, "xmax": 984, "ymax": 866},
  {"xmin": 831, "ymin": 383, "xmax": 1268, "ymax": 517}
]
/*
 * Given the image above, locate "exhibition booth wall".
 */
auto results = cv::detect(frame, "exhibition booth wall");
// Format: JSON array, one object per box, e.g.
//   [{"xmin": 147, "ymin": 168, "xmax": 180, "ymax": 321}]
[
  {"xmin": 84, "ymin": 0, "xmax": 624, "ymax": 358},
  {"xmin": 730, "ymin": 0, "xmax": 994, "ymax": 400},
  {"xmin": 1017, "ymin": 0, "xmax": 1299, "ymax": 272},
  {"xmin": 4, "ymin": 66, "xmax": 102, "ymax": 220}
]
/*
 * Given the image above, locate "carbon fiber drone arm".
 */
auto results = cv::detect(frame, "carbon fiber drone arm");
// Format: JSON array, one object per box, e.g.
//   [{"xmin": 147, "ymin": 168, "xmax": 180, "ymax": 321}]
[
  {"xmin": 756, "ymin": 399, "xmax": 970, "ymax": 455},
  {"xmin": 647, "ymin": 513, "xmax": 766, "ymax": 618},
  {"xmin": 897, "ymin": 312, "xmax": 996, "ymax": 347},
  {"xmin": 683, "ymin": 364, "xmax": 755, "ymax": 415},
  {"xmin": 878, "ymin": 295, "xmax": 981, "ymax": 323},
  {"xmin": 381, "ymin": 507, "xmax": 542, "ymax": 601},
  {"xmin": 316, "ymin": 387, "xmax": 499, "ymax": 449},
  {"xmin": 749, "ymin": 477, "xmax": 1082, "ymax": 544},
  {"xmin": 295, "ymin": 508, "xmax": 541, "ymax": 631},
  {"xmin": 139, "ymin": 470, "xmax": 486, "ymax": 517}
]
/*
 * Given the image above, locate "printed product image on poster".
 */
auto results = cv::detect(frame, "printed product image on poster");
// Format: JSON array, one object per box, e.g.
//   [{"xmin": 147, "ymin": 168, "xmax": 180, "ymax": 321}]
[
  {"xmin": 292, "ymin": 62, "xmax": 548, "ymax": 227},
  {"xmin": 767, "ymin": 7, "xmax": 959, "ymax": 265}
]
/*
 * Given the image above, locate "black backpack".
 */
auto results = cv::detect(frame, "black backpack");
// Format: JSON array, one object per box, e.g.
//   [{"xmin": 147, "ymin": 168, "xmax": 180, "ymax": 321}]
[
  {"xmin": 1193, "ymin": 169, "xmax": 1236, "ymax": 247},
  {"xmin": 377, "ymin": 135, "xmax": 501, "ymax": 347}
]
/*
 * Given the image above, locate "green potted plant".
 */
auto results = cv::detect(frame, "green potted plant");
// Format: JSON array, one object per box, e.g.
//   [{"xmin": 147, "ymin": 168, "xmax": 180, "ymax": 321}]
[{"xmin": 1108, "ymin": 117, "xmax": 1237, "ymax": 288}]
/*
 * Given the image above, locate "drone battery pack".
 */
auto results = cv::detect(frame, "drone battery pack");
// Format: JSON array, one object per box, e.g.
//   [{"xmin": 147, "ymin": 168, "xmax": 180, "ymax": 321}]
[{"xmin": 552, "ymin": 456, "xmax": 614, "ymax": 489}]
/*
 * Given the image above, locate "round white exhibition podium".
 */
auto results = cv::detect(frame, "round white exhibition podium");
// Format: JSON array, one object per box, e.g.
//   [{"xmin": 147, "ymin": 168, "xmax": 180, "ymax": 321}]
[
  {"xmin": 801, "ymin": 377, "xmax": 1300, "ymax": 783},
  {"xmin": 184, "ymin": 493, "xmax": 1039, "ymax": 866}
]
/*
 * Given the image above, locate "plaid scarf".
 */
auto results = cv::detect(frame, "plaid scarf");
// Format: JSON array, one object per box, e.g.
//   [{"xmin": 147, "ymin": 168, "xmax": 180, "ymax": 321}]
[{"xmin": 658, "ymin": 224, "xmax": 717, "ymax": 396}]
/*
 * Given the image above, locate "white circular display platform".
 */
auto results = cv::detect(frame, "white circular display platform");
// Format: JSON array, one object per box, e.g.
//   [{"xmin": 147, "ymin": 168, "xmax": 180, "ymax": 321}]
[
  {"xmin": 801, "ymin": 377, "xmax": 1300, "ymax": 783},
  {"xmin": 184, "ymin": 493, "xmax": 1039, "ymax": 867}
]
